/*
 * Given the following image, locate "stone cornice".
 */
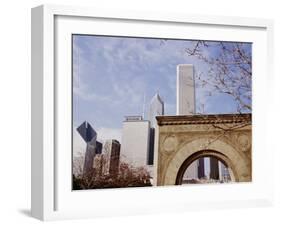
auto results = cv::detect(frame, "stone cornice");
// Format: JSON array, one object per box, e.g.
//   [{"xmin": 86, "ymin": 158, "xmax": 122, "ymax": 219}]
[{"xmin": 156, "ymin": 113, "xmax": 251, "ymax": 126}]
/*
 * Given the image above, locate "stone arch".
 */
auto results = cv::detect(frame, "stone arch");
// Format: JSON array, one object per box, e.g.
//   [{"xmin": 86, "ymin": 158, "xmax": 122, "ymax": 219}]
[
  {"xmin": 163, "ymin": 138, "xmax": 251, "ymax": 185},
  {"xmin": 175, "ymin": 149, "xmax": 235, "ymax": 185}
]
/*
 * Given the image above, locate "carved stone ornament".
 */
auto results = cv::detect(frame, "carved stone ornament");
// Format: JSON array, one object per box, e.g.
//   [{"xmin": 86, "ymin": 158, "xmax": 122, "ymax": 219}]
[
  {"xmin": 237, "ymin": 134, "xmax": 251, "ymax": 152},
  {"xmin": 163, "ymin": 135, "xmax": 178, "ymax": 153}
]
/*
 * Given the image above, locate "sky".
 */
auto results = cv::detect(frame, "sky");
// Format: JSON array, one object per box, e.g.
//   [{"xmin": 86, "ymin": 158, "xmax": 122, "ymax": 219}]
[{"xmin": 72, "ymin": 35, "xmax": 252, "ymax": 155}]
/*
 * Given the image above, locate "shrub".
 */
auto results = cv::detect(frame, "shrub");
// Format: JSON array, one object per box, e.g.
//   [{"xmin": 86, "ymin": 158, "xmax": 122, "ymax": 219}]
[{"xmin": 73, "ymin": 161, "xmax": 152, "ymax": 190}]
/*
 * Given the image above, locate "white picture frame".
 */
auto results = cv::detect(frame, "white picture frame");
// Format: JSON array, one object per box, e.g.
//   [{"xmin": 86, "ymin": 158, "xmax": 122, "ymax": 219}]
[{"xmin": 31, "ymin": 4, "xmax": 274, "ymax": 221}]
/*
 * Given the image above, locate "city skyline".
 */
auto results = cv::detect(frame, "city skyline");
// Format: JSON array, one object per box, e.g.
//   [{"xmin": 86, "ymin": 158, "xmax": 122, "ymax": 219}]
[{"xmin": 73, "ymin": 35, "xmax": 252, "ymax": 156}]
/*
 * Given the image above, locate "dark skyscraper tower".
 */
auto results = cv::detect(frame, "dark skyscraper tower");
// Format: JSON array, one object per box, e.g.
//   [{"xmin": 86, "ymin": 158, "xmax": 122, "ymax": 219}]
[
  {"xmin": 210, "ymin": 157, "xmax": 219, "ymax": 180},
  {"xmin": 76, "ymin": 121, "xmax": 97, "ymax": 176},
  {"xmin": 198, "ymin": 158, "xmax": 205, "ymax": 179},
  {"xmin": 148, "ymin": 93, "xmax": 164, "ymax": 165}
]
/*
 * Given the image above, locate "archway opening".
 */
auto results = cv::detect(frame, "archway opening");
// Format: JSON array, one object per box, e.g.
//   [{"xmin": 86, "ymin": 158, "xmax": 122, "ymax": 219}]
[{"xmin": 175, "ymin": 150, "xmax": 235, "ymax": 185}]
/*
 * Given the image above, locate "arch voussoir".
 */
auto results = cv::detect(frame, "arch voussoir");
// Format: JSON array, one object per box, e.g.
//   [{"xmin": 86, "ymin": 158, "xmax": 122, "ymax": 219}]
[
  {"xmin": 155, "ymin": 114, "xmax": 252, "ymax": 186},
  {"xmin": 162, "ymin": 138, "xmax": 250, "ymax": 185}
]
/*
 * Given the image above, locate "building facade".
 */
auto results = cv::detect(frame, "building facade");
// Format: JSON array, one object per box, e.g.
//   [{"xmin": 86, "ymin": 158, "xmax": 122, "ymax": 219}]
[
  {"xmin": 121, "ymin": 116, "xmax": 150, "ymax": 168},
  {"xmin": 198, "ymin": 158, "xmax": 205, "ymax": 179},
  {"xmin": 210, "ymin": 157, "xmax": 220, "ymax": 180},
  {"xmin": 148, "ymin": 93, "xmax": 164, "ymax": 166},
  {"xmin": 176, "ymin": 64, "xmax": 196, "ymax": 115},
  {"xmin": 95, "ymin": 141, "xmax": 103, "ymax": 154},
  {"xmin": 148, "ymin": 93, "xmax": 164, "ymax": 128},
  {"xmin": 103, "ymin": 139, "xmax": 121, "ymax": 175},
  {"xmin": 154, "ymin": 114, "xmax": 252, "ymax": 186},
  {"xmin": 76, "ymin": 121, "xmax": 98, "ymax": 176},
  {"xmin": 219, "ymin": 161, "xmax": 231, "ymax": 182}
]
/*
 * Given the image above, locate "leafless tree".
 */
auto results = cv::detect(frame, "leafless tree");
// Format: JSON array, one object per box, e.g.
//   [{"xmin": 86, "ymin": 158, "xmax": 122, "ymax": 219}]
[
  {"xmin": 73, "ymin": 152, "xmax": 84, "ymax": 177},
  {"xmin": 183, "ymin": 41, "xmax": 253, "ymax": 154},
  {"xmin": 73, "ymin": 157, "xmax": 152, "ymax": 190},
  {"xmin": 185, "ymin": 41, "xmax": 252, "ymax": 113}
]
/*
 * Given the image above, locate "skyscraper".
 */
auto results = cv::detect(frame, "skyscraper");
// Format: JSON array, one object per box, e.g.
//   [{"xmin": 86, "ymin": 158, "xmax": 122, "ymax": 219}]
[
  {"xmin": 210, "ymin": 157, "xmax": 219, "ymax": 180},
  {"xmin": 184, "ymin": 161, "xmax": 198, "ymax": 180},
  {"xmin": 148, "ymin": 93, "xmax": 164, "ymax": 128},
  {"xmin": 76, "ymin": 121, "xmax": 97, "ymax": 176},
  {"xmin": 198, "ymin": 158, "xmax": 205, "ymax": 179},
  {"xmin": 103, "ymin": 139, "xmax": 121, "ymax": 175},
  {"xmin": 121, "ymin": 116, "xmax": 150, "ymax": 168},
  {"xmin": 95, "ymin": 141, "xmax": 103, "ymax": 154},
  {"xmin": 148, "ymin": 93, "xmax": 164, "ymax": 165},
  {"xmin": 219, "ymin": 161, "xmax": 231, "ymax": 182},
  {"xmin": 176, "ymin": 64, "xmax": 195, "ymax": 115}
]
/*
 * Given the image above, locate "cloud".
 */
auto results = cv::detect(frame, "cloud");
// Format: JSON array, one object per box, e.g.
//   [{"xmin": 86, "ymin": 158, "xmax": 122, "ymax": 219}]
[
  {"xmin": 73, "ymin": 81, "xmax": 112, "ymax": 102},
  {"xmin": 73, "ymin": 128, "xmax": 86, "ymax": 157},
  {"xmin": 72, "ymin": 35, "xmax": 251, "ymax": 135},
  {"xmin": 96, "ymin": 127, "xmax": 122, "ymax": 143},
  {"xmin": 73, "ymin": 36, "xmax": 149, "ymax": 109}
]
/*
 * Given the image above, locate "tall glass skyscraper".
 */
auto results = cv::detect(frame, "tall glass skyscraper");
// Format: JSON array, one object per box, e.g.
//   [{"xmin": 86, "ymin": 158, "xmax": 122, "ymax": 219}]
[
  {"xmin": 148, "ymin": 93, "xmax": 164, "ymax": 165},
  {"xmin": 148, "ymin": 93, "xmax": 164, "ymax": 128}
]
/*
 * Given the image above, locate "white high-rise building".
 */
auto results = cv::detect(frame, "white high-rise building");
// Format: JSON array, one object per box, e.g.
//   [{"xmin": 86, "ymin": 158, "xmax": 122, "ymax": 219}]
[
  {"xmin": 148, "ymin": 93, "xmax": 164, "ymax": 128},
  {"xmin": 120, "ymin": 116, "xmax": 150, "ymax": 168},
  {"xmin": 183, "ymin": 161, "xmax": 199, "ymax": 180},
  {"xmin": 177, "ymin": 64, "xmax": 198, "ymax": 178},
  {"xmin": 176, "ymin": 64, "xmax": 195, "ymax": 115},
  {"xmin": 147, "ymin": 93, "xmax": 164, "ymax": 168},
  {"xmin": 219, "ymin": 161, "xmax": 231, "ymax": 182}
]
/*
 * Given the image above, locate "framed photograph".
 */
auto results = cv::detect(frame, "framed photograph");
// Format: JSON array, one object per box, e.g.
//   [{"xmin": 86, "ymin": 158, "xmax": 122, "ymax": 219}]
[{"xmin": 31, "ymin": 4, "xmax": 274, "ymax": 220}]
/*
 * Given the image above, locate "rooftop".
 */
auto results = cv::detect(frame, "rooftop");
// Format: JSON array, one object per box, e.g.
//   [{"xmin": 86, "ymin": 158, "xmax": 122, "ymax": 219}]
[{"xmin": 124, "ymin": 115, "xmax": 143, "ymax": 121}]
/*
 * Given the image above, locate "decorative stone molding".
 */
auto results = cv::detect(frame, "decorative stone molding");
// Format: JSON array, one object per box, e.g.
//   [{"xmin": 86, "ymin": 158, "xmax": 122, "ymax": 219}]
[
  {"xmin": 154, "ymin": 113, "xmax": 252, "ymax": 186},
  {"xmin": 163, "ymin": 135, "xmax": 178, "ymax": 153},
  {"xmin": 237, "ymin": 133, "xmax": 251, "ymax": 152},
  {"xmin": 156, "ymin": 113, "xmax": 251, "ymax": 126}
]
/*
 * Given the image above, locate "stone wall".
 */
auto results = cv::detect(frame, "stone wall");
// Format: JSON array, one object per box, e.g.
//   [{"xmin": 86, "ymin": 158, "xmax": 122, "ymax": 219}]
[{"xmin": 154, "ymin": 114, "xmax": 252, "ymax": 186}]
